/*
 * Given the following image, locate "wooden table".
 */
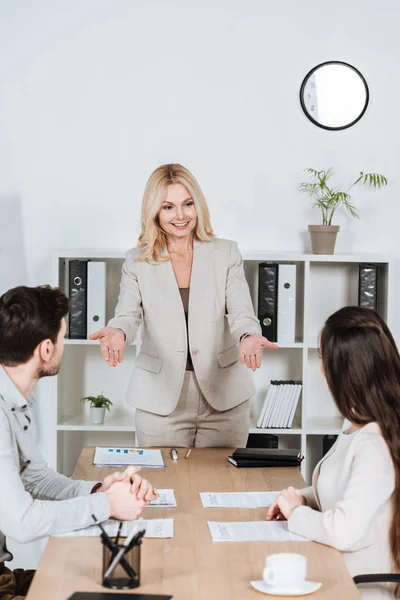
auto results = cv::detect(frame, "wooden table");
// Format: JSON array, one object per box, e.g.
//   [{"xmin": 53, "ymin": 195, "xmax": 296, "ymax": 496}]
[{"xmin": 27, "ymin": 447, "xmax": 360, "ymax": 600}]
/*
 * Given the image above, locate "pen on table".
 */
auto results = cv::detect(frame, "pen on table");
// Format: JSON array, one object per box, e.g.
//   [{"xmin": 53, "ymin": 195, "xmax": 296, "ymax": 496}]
[
  {"xmin": 104, "ymin": 528, "xmax": 146, "ymax": 579},
  {"xmin": 171, "ymin": 448, "xmax": 178, "ymax": 461},
  {"xmin": 185, "ymin": 449, "xmax": 192, "ymax": 459},
  {"xmin": 126, "ymin": 529, "xmax": 146, "ymax": 551},
  {"xmin": 92, "ymin": 515, "xmax": 114, "ymax": 548},
  {"xmin": 115, "ymin": 521, "xmax": 123, "ymax": 546}
]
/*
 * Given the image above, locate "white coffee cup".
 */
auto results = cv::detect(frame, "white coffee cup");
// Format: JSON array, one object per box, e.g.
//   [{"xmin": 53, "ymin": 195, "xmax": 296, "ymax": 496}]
[{"xmin": 263, "ymin": 553, "xmax": 307, "ymax": 588}]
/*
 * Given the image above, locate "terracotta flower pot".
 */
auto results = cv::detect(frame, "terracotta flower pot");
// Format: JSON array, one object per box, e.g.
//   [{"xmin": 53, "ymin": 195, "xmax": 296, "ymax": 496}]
[{"xmin": 308, "ymin": 225, "xmax": 340, "ymax": 254}]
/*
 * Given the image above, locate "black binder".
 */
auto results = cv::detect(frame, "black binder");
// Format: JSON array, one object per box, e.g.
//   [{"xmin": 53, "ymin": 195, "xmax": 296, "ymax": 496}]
[
  {"xmin": 246, "ymin": 433, "xmax": 278, "ymax": 448},
  {"xmin": 258, "ymin": 262, "xmax": 278, "ymax": 342},
  {"xmin": 358, "ymin": 263, "xmax": 378, "ymax": 311},
  {"xmin": 232, "ymin": 448, "xmax": 301, "ymax": 461},
  {"xmin": 228, "ymin": 447, "xmax": 302, "ymax": 468},
  {"xmin": 68, "ymin": 260, "xmax": 88, "ymax": 339}
]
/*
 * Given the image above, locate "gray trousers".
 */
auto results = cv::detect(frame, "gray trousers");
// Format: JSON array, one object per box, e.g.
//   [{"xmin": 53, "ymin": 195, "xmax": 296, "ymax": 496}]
[{"xmin": 135, "ymin": 371, "xmax": 250, "ymax": 448}]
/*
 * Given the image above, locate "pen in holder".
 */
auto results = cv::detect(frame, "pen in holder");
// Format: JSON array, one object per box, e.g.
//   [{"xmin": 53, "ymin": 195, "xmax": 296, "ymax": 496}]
[{"xmin": 101, "ymin": 528, "xmax": 145, "ymax": 590}]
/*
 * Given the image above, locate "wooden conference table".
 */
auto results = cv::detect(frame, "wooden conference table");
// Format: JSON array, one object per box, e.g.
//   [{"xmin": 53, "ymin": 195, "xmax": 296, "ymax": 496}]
[{"xmin": 27, "ymin": 447, "xmax": 360, "ymax": 600}]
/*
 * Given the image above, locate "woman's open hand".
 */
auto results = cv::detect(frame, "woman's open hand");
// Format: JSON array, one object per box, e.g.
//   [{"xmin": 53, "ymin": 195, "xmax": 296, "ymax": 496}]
[
  {"xmin": 239, "ymin": 334, "xmax": 278, "ymax": 371},
  {"xmin": 89, "ymin": 327, "xmax": 126, "ymax": 366}
]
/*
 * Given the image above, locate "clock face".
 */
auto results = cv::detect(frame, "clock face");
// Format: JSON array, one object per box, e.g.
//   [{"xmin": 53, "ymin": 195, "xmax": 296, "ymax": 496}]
[{"xmin": 300, "ymin": 61, "xmax": 369, "ymax": 131}]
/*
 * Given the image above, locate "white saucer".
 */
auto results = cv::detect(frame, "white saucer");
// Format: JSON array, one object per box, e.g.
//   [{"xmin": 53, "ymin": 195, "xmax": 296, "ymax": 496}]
[{"xmin": 250, "ymin": 580, "xmax": 322, "ymax": 596}]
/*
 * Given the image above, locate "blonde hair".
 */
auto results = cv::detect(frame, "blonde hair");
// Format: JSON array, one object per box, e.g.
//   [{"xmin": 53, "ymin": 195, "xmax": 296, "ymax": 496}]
[{"xmin": 137, "ymin": 164, "xmax": 215, "ymax": 262}]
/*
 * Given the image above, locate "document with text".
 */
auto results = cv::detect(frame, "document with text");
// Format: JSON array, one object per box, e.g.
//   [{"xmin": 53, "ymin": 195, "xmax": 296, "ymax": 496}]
[
  {"xmin": 200, "ymin": 491, "xmax": 279, "ymax": 508},
  {"xmin": 93, "ymin": 447, "xmax": 165, "ymax": 468},
  {"xmin": 148, "ymin": 489, "xmax": 177, "ymax": 507},
  {"xmin": 207, "ymin": 521, "xmax": 310, "ymax": 542},
  {"xmin": 54, "ymin": 518, "xmax": 174, "ymax": 539}
]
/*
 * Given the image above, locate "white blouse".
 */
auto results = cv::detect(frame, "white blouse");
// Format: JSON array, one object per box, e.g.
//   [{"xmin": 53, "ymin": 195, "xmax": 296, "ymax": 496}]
[{"xmin": 289, "ymin": 422, "xmax": 396, "ymax": 600}]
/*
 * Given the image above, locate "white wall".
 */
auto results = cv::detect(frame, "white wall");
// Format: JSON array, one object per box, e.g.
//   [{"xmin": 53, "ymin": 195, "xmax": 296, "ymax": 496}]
[{"xmin": 1, "ymin": 0, "xmax": 399, "ymax": 567}]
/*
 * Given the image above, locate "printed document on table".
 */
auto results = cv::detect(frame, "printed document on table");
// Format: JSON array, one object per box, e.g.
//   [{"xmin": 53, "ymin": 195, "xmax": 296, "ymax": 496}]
[
  {"xmin": 148, "ymin": 489, "xmax": 177, "ymax": 507},
  {"xmin": 94, "ymin": 447, "xmax": 165, "ymax": 468},
  {"xmin": 207, "ymin": 521, "xmax": 310, "ymax": 542},
  {"xmin": 200, "ymin": 491, "xmax": 279, "ymax": 508},
  {"xmin": 54, "ymin": 519, "xmax": 174, "ymax": 539}
]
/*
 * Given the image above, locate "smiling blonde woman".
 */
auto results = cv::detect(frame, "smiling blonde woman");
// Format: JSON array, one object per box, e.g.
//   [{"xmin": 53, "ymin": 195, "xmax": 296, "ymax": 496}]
[{"xmin": 91, "ymin": 163, "xmax": 277, "ymax": 447}]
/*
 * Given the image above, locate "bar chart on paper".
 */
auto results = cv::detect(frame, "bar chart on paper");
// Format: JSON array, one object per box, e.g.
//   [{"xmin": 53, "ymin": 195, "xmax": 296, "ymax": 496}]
[{"xmin": 93, "ymin": 447, "xmax": 165, "ymax": 468}]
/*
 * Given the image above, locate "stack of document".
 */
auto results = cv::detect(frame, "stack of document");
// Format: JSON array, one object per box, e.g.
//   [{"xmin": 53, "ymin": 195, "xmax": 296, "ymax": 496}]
[
  {"xmin": 93, "ymin": 447, "xmax": 165, "ymax": 468},
  {"xmin": 207, "ymin": 521, "xmax": 309, "ymax": 542},
  {"xmin": 200, "ymin": 491, "xmax": 279, "ymax": 508},
  {"xmin": 257, "ymin": 380, "xmax": 302, "ymax": 428}
]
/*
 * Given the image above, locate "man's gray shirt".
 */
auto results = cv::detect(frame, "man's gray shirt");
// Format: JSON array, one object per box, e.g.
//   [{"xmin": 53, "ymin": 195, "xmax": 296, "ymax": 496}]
[{"xmin": 0, "ymin": 366, "xmax": 110, "ymax": 563}]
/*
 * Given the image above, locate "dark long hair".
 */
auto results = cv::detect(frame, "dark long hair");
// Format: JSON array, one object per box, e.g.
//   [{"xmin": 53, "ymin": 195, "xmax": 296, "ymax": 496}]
[{"xmin": 320, "ymin": 306, "xmax": 400, "ymax": 583}]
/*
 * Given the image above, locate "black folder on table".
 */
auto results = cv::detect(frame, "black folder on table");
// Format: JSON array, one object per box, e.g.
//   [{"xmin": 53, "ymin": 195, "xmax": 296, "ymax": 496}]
[
  {"xmin": 228, "ymin": 447, "xmax": 302, "ymax": 468},
  {"xmin": 68, "ymin": 593, "xmax": 173, "ymax": 600}
]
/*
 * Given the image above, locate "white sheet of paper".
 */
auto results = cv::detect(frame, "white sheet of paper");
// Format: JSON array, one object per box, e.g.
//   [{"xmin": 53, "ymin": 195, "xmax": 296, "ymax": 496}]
[
  {"xmin": 54, "ymin": 518, "xmax": 173, "ymax": 539},
  {"xmin": 200, "ymin": 491, "xmax": 279, "ymax": 508},
  {"xmin": 148, "ymin": 489, "xmax": 177, "ymax": 507},
  {"xmin": 207, "ymin": 521, "xmax": 310, "ymax": 542},
  {"xmin": 93, "ymin": 447, "xmax": 165, "ymax": 468}
]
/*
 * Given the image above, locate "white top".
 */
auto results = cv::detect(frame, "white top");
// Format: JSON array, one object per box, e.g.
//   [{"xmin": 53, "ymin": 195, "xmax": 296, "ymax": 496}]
[
  {"xmin": 0, "ymin": 366, "xmax": 110, "ymax": 563},
  {"xmin": 289, "ymin": 423, "xmax": 395, "ymax": 599}
]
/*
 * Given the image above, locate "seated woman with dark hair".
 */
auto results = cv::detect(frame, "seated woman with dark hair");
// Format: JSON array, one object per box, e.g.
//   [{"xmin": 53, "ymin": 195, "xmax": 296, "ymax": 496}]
[{"xmin": 267, "ymin": 306, "xmax": 400, "ymax": 600}]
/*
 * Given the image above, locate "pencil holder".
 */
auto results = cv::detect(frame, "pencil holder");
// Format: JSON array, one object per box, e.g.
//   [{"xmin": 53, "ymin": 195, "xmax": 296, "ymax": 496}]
[{"xmin": 102, "ymin": 538, "xmax": 141, "ymax": 589}]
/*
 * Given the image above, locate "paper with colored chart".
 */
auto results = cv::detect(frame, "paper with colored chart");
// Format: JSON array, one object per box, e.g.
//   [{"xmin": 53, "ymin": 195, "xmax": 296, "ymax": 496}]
[
  {"xmin": 207, "ymin": 521, "xmax": 310, "ymax": 542},
  {"xmin": 93, "ymin": 447, "xmax": 165, "ymax": 468},
  {"xmin": 55, "ymin": 518, "xmax": 174, "ymax": 539},
  {"xmin": 200, "ymin": 491, "xmax": 279, "ymax": 508}
]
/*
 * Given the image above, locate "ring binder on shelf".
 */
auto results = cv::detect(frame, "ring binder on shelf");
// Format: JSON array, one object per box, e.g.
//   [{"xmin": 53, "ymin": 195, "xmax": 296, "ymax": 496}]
[
  {"xmin": 277, "ymin": 264, "xmax": 297, "ymax": 343},
  {"xmin": 87, "ymin": 261, "xmax": 106, "ymax": 336},
  {"xmin": 68, "ymin": 260, "xmax": 88, "ymax": 339},
  {"xmin": 258, "ymin": 262, "xmax": 278, "ymax": 342},
  {"xmin": 358, "ymin": 263, "xmax": 378, "ymax": 311}
]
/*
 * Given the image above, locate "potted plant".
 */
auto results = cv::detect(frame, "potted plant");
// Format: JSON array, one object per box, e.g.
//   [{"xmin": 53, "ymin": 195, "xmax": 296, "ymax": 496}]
[
  {"xmin": 300, "ymin": 168, "xmax": 388, "ymax": 254},
  {"xmin": 81, "ymin": 392, "xmax": 113, "ymax": 425}
]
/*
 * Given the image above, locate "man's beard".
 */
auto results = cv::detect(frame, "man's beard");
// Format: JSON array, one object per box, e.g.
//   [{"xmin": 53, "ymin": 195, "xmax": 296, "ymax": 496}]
[{"xmin": 37, "ymin": 362, "xmax": 61, "ymax": 379}]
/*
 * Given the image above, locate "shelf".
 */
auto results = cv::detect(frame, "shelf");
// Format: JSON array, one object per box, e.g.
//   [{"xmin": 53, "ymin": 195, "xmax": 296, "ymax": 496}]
[
  {"xmin": 242, "ymin": 251, "xmax": 392, "ymax": 263},
  {"xmin": 307, "ymin": 253, "xmax": 392, "ymax": 263},
  {"xmin": 57, "ymin": 415, "xmax": 135, "ymax": 431},
  {"xmin": 49, "ymin": 251, "xmax": 392, "ymax": 482},
  {"xmin": 248, "ymin": 427, "xmax": 302, "ymax": 435},
  {"xmin": 304, "ymin": 417, "xmax": 344, "ymax": 434},
  {"xmin": 248, "ymin": 417, "xmax": 344, "ymax": 436},
  {"xmin": 57, "ymin": 250, "xmax": 392, "ymax": 263},
  {"xmin": 276, "ymin": 341, "xmax": 303, "ymax": 349},
  {"xmin": 56, "ymin": 250, "xmax": 125, "ymax": 259}
]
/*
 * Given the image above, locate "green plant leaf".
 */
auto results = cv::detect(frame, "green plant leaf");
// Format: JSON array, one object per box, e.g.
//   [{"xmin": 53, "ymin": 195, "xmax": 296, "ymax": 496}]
[
  {"xmin": 300, "ymin": 167, "xmax": 387, "ymax": 224},
  {"xmin": 81, "ymin": 393, "xmax": 113, "ymax": 409}
]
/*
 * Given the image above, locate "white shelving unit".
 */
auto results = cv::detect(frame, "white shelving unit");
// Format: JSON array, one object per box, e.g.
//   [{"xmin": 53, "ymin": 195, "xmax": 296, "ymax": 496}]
[{"xmin": 47, "ymin": 251, "xmax": 393, "ymax": 481}]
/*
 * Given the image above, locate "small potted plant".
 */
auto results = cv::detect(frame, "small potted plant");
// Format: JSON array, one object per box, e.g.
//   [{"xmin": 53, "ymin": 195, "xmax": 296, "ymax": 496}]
[
  {"xmin": 300, "ymin": 168, "xmax": 387, "ymax": 254},
  {"xmin": 81, "ymin": 392, "xmax": 113, "ymax": 425}
]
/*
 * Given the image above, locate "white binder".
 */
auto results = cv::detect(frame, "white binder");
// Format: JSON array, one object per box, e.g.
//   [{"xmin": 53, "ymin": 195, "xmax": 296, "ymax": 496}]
[
  {"xmin": 257, "ymin": 383, "xmax": 274, "ymax": 428},
  {"xmin": 277, "ymin": 264, "xmax": 297, "ymax": 343},
  {"xmin": 87, "ymin": 261, "xmax": 106, "ymax": 336}
]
